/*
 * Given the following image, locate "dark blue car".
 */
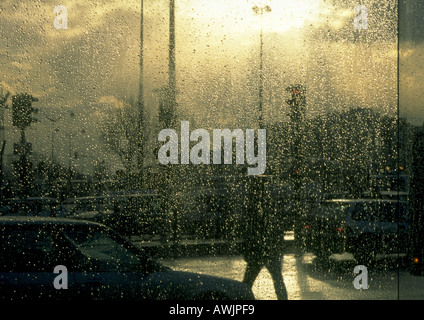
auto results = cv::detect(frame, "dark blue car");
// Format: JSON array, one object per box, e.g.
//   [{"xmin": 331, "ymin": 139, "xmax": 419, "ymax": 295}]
[{"xmin": 0, "ymin": 216, "xmax": 254, "ymax": 300}]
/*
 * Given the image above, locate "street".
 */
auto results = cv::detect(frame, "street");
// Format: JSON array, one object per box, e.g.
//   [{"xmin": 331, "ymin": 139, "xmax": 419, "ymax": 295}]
[{"xmin": 159, "ymin": 253, "xmax": 424, "ymax": 300}]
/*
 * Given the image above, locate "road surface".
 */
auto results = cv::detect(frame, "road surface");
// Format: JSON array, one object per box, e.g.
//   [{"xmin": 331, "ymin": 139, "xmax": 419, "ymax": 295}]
[{"xmin": 159, "ymin": 253, "xmax": 424, "ymax": 300}]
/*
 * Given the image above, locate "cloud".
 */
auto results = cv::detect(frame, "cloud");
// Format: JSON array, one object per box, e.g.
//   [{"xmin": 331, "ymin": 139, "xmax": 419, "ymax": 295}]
[
  {"xmin": 0, "ymin": 0, "xmax": 417, "ymax": 171},
  {"xmin": 10, "ymin": 61, "xmax": 33, "ymax": 70},
  {"xmin": 98, "ymin": 95, "xmax": 124, "ymax": 108}
]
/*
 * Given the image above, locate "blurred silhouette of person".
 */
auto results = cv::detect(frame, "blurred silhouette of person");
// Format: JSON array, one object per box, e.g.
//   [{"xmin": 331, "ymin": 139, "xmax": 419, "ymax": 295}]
[{"xmin": 239, "ymin": 176, "xmax": 288, "ymax": 300}]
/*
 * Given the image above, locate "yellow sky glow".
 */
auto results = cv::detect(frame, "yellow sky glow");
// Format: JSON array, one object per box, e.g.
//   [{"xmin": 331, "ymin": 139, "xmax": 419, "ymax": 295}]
[{"xmin": 183, "ymin": 0, "xmax": 325, "ymax": 34}]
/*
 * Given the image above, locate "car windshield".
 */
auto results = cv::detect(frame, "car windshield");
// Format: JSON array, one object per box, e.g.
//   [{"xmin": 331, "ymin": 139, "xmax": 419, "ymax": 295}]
[{"xmin": 63, "ymin": 228, "xmax": 143, "ymax": 271}]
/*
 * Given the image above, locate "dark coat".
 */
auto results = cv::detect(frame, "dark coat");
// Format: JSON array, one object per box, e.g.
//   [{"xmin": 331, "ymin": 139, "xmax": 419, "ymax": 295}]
[{"xmin": 238, "ymin": 177, "xmax": 288, "ymax": 264}]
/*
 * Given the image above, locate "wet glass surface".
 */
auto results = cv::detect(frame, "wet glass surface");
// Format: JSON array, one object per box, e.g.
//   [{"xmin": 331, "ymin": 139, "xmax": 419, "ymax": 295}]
[{"xmin": 0, "ymin": 0, "xmax": 423, "ymax": 301}]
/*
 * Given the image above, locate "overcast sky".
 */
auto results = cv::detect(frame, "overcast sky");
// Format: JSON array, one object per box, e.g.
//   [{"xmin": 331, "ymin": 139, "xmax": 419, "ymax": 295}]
[{"xmin": 0, "ymin": 0, "xmax": 420, "ymax": 173}]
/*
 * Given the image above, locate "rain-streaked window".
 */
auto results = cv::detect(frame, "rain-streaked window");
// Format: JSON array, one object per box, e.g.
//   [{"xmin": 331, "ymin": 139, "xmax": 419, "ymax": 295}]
[{"xmin": 0, "ymin": 0, "xmax": 424, "ymax": 304}]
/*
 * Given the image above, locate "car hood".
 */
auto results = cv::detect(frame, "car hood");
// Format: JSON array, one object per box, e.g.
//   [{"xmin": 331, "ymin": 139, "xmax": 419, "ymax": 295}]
[{"xmin": 140, "ymin": 270, "xmax": 255, "ymax": 300}]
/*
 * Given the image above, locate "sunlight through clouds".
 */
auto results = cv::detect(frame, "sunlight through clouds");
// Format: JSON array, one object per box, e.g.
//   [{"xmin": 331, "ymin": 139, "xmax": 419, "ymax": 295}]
[{"xmin": 0, "ymin": 0, "xmax": 402, "ymax": 173}]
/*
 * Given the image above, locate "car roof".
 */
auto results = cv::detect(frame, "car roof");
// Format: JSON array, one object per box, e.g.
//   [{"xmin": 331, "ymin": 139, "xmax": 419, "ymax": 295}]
[
  {"xmin": 0, "ymin": 216, "xmax": 102, "ymax": 227},
  {"xmin": 323, "ymin": 198, "xmax": 407, "ymax": 204},
  {"xmin": 4, "ymin": 197, "xmax": 58, "ymax": 202}
]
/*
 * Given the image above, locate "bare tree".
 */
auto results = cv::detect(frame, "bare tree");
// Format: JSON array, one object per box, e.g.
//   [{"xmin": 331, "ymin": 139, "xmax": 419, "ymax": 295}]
[{"xmin": 100, "ymin": 97, "xmax": 139, "ymax": 172}]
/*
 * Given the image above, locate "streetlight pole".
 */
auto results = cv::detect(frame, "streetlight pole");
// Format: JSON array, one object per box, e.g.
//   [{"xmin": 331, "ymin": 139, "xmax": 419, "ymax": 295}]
[
  {"xmin": 168, "ymin": 0, "xmax": 179, "ymax": 243},
  {"xmin": 286, "ymin": 84, "xmax": 306, "ymax": 249},
  {"xmin": 169, "ymin": 0, "xmax": 176, "ymax": 105},
  {"xmin": 249, "ymin": 4, "xmax": 271, "ymax": 258},
  {"xmin": 137, "ymin": 0, "xmax": 145, "ymax": 186},
  {"xmin": 252, "ymin": 4, "xmax": 271, "ymax": 129},
  {"xmin": 0, "ymin": 89, "xmax": 9, "ymax": 198}
]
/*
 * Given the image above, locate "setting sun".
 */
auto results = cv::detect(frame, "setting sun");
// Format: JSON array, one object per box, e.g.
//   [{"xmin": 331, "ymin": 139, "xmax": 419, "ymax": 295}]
[{"xmin": 182, "ymin": 0, "xmax": 325, "ymax": 34}]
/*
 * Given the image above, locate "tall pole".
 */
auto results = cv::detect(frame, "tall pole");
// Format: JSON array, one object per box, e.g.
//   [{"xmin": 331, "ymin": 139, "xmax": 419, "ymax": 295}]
[
  {"xmin": 169, "ymin": 0, "xmax": 175, "ymax": 92},
  {"xmin": 0, "ymin": 90, "xmax": 9, "ymax": 198},
  {"xmin": 286, "ymin": 85, "xmax": 306, "ymax": 249},
  {"xmin": 169, "ymin": 0, "xmax": 177, "ymax": 114},
  {"xmin": 137, "ymin": 0, "xmax": 145, "ymax": 184},
  {"xmin": 252, "ymin": 4, "xmax": 271, "ymax": 129},
  {"xmin": 168, "ymin": 0, "xmax": 178, "ymax": 242},
  {"xmin": 156, "ymin": 0, "xmax": 177, "ymax": 129},
  {"xmin": 250, "ymin": 4, "xmax": 271, "ymax": 253},
  {"xmin": 259, "ymin": 10, "xmax": 264, "ymax": 129}
]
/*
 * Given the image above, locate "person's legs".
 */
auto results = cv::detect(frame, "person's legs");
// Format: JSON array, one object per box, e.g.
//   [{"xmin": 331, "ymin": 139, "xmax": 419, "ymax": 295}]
[
  {"xmin": 266, "ymin": 256, "xmax": 288, "ymax": 300},
  {"xmin": 243, "ymin": 260, "xmax": 263, "ymax": 288}
]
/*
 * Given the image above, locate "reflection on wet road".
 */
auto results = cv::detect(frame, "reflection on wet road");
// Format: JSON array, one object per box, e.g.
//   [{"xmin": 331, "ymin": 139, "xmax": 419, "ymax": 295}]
[{"xmin": 161, "ymin": 253, "xmax": 424, "ymax": 300}]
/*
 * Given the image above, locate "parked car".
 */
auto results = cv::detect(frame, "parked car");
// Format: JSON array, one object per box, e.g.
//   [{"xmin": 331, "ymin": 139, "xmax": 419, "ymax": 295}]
[
  {"xmin": 1, "ymin": 197, "xmax": 62, "ymax": 217},
  {"xmin": 62, "ymin": 194, "xmax": 168, "ymax": 237},
  {"xmin": 303, "ymin": 199, "xmax": 409, "ymax": 264},
  {"xmin": 0, "ymin": 216, "xmax": 254, "ymax": 300}
]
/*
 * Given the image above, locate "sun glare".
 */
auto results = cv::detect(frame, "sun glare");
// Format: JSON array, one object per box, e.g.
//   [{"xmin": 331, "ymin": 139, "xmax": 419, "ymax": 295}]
[{"xmin": 184, "ymin": 0, "xmax": 324, "ymax": 34}]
